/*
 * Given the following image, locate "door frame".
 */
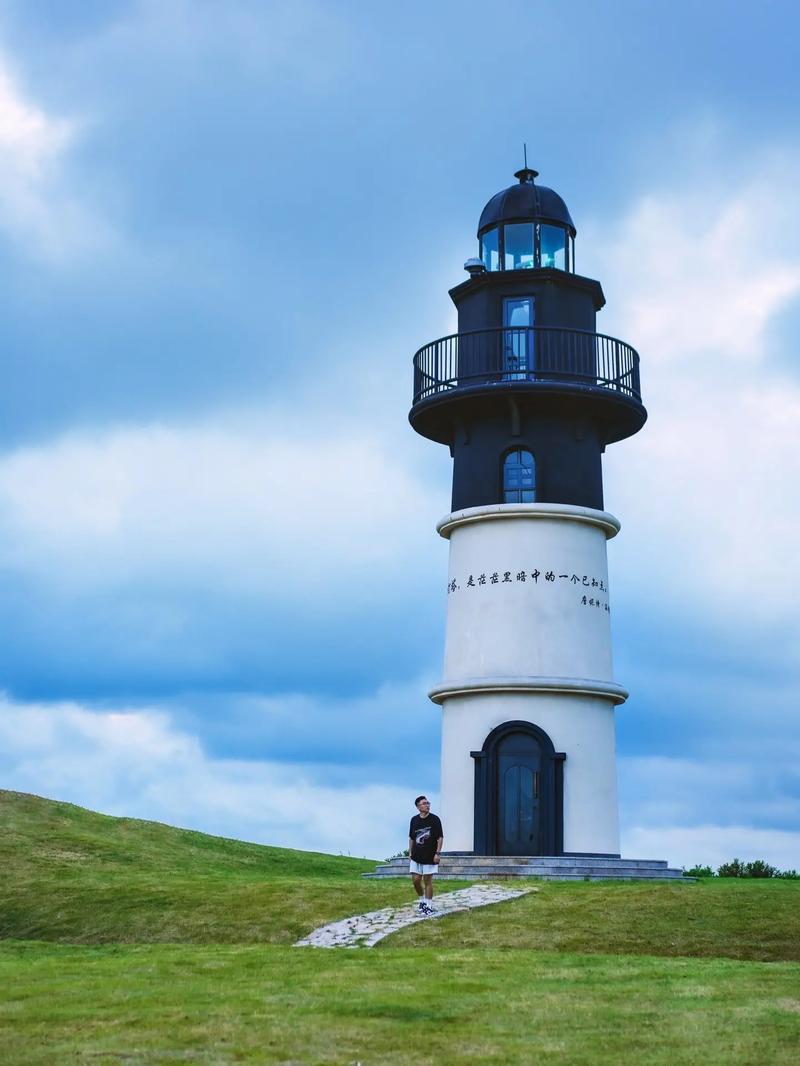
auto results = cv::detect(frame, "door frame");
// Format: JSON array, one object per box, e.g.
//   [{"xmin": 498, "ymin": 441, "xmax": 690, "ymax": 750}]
[{"xmin": 471, "ymin": 720, "xmax": 565, "ymax": 856}]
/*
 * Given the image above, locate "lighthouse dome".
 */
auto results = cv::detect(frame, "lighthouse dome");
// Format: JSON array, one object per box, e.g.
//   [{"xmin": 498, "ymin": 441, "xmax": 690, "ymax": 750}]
[
  {"xmin": 476, "ymin": 167, "xmax": 576, "ymax": 273},
  {"xmin": 478, "ymin": 168, "xmax": 576, "ymax": 237}
]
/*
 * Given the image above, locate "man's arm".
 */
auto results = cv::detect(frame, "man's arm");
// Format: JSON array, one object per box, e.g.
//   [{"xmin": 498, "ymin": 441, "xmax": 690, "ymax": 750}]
[
  {"xmin": 408, "ymin": 836, "xmax": 414, "ymax": 855},
  {"xmin": 434, "ymin": 820, "xmax": 444, "ymax": 861}
]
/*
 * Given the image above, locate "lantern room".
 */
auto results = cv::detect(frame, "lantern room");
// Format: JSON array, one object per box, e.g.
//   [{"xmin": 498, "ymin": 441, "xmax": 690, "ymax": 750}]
[{"xmin": 477, "ymin": 167, "xmax": 576, "ymax": 273}]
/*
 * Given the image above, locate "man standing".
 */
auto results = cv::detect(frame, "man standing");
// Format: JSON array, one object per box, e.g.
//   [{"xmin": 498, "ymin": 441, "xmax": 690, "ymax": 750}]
[{"xmin": 409, "ymin": 795, "xmax": 444, "ymax": 915}]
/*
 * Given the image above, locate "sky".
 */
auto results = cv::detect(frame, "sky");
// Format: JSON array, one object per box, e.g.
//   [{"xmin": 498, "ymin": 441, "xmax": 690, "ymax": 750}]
[{"xmin": 0, "ymin": 0, "xmax": 798, "ymax": 868}]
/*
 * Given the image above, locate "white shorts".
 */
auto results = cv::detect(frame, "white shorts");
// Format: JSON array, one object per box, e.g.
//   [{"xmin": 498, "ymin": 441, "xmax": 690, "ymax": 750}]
[{"xmin": 409, "ymin": 860, "xmax": 438, "ymax": 875}]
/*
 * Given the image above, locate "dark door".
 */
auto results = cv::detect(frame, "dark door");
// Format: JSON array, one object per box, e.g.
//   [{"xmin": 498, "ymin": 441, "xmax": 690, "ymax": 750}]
[{"xmin": 496, "ymin": 732, "xmax": 542, "ymax": 855}]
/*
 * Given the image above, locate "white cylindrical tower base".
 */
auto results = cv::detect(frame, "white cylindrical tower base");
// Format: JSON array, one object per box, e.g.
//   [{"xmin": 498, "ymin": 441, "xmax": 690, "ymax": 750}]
[
  {"xmin": 433, "ymin": 503, "xmax": 626, "ymax": 856},
  {"xmin": 435, "ymin": 689, "xmax": 621, "ymax": 854}
]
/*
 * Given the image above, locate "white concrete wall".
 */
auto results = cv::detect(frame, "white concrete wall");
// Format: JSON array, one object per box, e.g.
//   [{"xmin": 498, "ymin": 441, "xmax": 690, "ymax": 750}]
[
  {"xmin": 434, "ymin": 504, "xmax": 623, "ymax": 855},
  {"xmin": 441, "ymin": 505, "xmax": 616, "ymax": 683}
]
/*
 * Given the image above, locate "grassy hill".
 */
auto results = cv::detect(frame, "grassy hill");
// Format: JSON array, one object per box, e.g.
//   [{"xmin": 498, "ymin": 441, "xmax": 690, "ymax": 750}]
[
  {"xmin": 2, "ymin": 790, "xmax": 799, "ymax": 1065},
  {"xmin": 1, "ymin": 789, "xmax": 375, "ymax": 877},
  {"xmin": 0, "ymin": 789, "xmax": 421, "ymax": 944}
]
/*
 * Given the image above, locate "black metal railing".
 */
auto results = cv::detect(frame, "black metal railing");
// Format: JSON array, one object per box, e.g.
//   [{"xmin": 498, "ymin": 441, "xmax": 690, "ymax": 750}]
[{"xmin": 412, "ymin": 327, "xmax": 641, "ymax": 406}]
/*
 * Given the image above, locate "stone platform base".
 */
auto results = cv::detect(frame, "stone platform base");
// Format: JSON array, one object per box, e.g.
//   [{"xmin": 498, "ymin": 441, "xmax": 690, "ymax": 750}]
[{"xmin": 364, "ymin": 854, "xmax": 692, "ymax": 882}]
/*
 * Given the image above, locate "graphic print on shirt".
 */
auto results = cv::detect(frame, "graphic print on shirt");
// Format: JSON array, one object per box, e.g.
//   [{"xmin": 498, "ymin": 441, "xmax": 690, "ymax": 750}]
[{"xmin": 414, "ymin": 825, "xmax": 432, "ymax": 848}]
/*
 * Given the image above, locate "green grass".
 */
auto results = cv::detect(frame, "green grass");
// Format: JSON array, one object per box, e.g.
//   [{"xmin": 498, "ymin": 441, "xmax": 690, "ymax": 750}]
[
  {"xmin": 2, "ymin": 789, "xmax": 799, "ymax": 1064},
  {"xmin": 387, "ymin": 878, "xmax": 800, "ymax": 961},
  {"xmin": 2, "ymin": 942, "xmax": 799, "ymax": 1065}
]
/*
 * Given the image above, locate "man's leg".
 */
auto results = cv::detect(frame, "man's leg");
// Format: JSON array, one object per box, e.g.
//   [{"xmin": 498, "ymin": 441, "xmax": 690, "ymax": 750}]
[
  {"xmin": 423, "ymin": 873, "xmax": 434, "ymax": 901},
  {"xmin": 411, "ymin": 872, "xmax": 424, "ymax": 898}
]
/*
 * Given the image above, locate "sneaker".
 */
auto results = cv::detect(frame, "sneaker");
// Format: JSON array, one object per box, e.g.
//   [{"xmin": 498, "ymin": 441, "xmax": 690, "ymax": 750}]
[
  {"xmin": 425, "ymin": 903, "xmax": 436, "ymax": 915},
  {"xmin": 417, "ymin": 900, "xmax": 427, "ymax": 913}
]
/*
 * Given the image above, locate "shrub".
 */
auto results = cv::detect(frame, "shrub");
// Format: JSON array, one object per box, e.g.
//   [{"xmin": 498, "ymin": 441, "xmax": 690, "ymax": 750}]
[
  {"xmin": 745, "ymin": 859, "xmax": 778, "ymax": 878},
  {"xmin": 682, "ymin": 861, "xmax": 800, "ymax": 878},
  {"xmin": 684, "ymin": 864, "xmax": 714, "ymax": 877},
  {"xmin": 715, "ymin": 858, "xmax": 794, "ymax": 879},
  {"xmin": 717, "ymin": 858, "xmax": 746, "ymax": 877}
]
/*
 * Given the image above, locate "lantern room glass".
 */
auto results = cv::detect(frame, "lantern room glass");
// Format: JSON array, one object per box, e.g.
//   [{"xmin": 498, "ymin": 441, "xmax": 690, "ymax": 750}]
[
  {"xmin": 478, "ymin": 224, "xmax": 573, "ymax": 272},
  {"xmin": 480, "ymin": 227, "xmax": 499, "ymax": 271},
  {"xmin": 540, "ymin": 224, "xmax": 566, "ymax": 270}
]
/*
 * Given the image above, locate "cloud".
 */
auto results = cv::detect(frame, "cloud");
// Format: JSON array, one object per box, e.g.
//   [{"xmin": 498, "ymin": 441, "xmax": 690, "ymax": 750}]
[
  {"xmin": 0, "ymin": 403, "xmax": 449, "ymax": 696},
  {"xmin": 594, "ymin": 180, "xmax": 800, "ymax": 364},
  {"xmin": 0, "ymin": 693, "xmax": 420, "ymax": 859},
  {"xmin": 585, "ymin": 152, "xmax": 800, "ymax": 637},
  {"xmin": 0, "ymin": 54, "xmax": 110, "ymax": 260},
  {"xmin": 166, "ymin": 678, "xmax": 441, "ymax": 778},
  {"xmin": 622, "ymin": 824, "xmax": 800, "ymax": 872},
  {"xmin": 0, "ymin": 61, "xmax": 70, "ymax": 171},
  {"xmin": 619, "ymin": 755, "xmax": 800, "ymax": 835},
  {"xmin": 0, "ymin": 406, "xmax": 444, "ymax": 598}
]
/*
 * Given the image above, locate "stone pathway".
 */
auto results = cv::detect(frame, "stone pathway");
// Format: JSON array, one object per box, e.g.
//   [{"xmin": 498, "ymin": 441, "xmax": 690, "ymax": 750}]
[{"xmin": 295, "ymin": 883, "xmax": 537, "ymax": 949}]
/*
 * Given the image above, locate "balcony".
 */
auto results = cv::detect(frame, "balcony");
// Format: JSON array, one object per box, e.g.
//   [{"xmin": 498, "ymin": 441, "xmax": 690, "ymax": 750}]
[{"xmin": 412, "ymin": 327, "xmax": 642, "ymax": 407}]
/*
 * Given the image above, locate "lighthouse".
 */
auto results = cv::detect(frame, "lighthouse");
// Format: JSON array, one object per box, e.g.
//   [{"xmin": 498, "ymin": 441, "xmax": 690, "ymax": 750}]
[{"xmin": 410, "ymin": 166, "xmax": 646, "ymax": 859}]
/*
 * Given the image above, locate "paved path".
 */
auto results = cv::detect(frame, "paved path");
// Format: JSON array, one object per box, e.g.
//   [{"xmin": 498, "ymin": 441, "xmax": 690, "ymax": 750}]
[{"xmin": 295, "ymin": 883, "xmax": 537, "ymax": 949}]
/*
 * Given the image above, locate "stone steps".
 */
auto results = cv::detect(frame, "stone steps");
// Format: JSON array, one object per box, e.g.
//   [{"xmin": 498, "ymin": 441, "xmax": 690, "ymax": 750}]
[{"xmin": 363, "ymin": 855, "xmax": 693, "ymax": 882}]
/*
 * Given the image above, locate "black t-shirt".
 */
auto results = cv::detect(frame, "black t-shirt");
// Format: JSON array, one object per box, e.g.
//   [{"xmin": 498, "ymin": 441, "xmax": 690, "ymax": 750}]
[{"xmin": 409, "ymin": 813, "xmax": 443, "ymax": 864}]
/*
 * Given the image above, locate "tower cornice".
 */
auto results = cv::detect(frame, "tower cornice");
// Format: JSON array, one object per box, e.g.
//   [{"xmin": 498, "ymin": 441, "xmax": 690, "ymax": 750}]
[
  {"xmin": 428, "ymin": 676, "xmax": 629, "ymax": 706},
  {"xmin": 436, "ymin": 502, "xmax": 621, "ymax": 540},
  {"xmin": 449, "ymin": 267, "xmax": 605, "ymax": 312}
]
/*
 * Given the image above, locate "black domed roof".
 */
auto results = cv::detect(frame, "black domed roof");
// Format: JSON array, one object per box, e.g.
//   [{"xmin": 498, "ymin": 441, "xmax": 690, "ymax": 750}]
[{"xmin": 478, "ymin": 168, "xmax": 576, "ymax": 237}]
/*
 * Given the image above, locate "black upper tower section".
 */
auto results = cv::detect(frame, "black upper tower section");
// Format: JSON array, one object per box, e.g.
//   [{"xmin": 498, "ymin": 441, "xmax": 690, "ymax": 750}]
[{"xmin": 409, "ymin": 167, "xmax": 646, "ymax": 512}]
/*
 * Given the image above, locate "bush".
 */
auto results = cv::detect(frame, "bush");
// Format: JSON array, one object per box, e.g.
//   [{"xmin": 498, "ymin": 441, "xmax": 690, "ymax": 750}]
[
  {"xmin": 745, "ymin": 859, "xmax": 778, "ymax": 878},
  {"xmin": 715, "ymin": 858, "xmax": 793, "ymax": 878},
  {"xmin": 717, "ymin": 858, "xmax": 747, "ymax": 878},
  {"xmin": 684, "ymin": 865, "xmax": 714, "ymax": 877}
]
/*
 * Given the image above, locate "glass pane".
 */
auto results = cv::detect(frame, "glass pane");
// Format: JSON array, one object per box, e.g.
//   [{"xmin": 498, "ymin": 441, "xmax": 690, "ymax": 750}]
[
  {"xmin": 503, "ymin": 450, "xmax": 536, "ymax": 503},
  {"xmin": 540, "ymin": 225, "xmax": 566, "ymax": 270},
  {"xmin": 504, "ymin": 224, "xmax": 535, "ymax": 270},
  {"xmin": 480, "ymin": 228, "xmax": 499, "ymax": 271},
  {"xmin": 505, "ymin": 299, "xmax": 532, "ymax": 328}
]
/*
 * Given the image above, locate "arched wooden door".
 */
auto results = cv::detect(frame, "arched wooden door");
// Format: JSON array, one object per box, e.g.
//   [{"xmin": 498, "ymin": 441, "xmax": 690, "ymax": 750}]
[
  {"xmin": 497, "ymin": 731, "xmax": 542, "ymax": 855},
  {"xmin": 471, "ymin": 720, "xmax": 565, "ymax": 857}
]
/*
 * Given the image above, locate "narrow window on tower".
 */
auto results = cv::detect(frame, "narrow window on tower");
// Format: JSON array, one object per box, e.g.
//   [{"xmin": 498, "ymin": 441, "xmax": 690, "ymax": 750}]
[{"xmin": 502, "ymin": 448, "xmax": 536, "ymax": 503}]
